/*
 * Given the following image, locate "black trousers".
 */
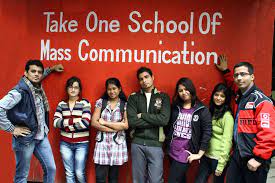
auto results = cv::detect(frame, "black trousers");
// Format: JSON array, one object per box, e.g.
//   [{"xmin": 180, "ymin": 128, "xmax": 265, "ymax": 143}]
[
  {"xmin": 226, "ymin": 149, "xmax": 270, "ymax": 183},
  {"xmin": 195, "ymin": 156, "xmax": 226, "ymax": 183},
  {"xmin": 95, "ymin": 164, "xmax": 119, "ymax": 183},
  {"xmin": 168, "ymin": 158, "xmax": 189, "ymax": 183}
]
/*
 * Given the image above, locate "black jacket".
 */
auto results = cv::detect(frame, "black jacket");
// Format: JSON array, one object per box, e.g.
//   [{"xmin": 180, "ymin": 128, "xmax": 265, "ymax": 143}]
[{"xmin": 127, "ymin": 88, "xmax": 171, "ymax": 147}]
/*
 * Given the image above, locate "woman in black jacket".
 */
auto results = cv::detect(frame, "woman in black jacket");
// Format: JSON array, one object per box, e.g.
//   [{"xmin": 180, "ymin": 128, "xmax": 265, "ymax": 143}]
[{"xmin": 167, "ymin": 77, "xmax": 212, "ymax": 183}]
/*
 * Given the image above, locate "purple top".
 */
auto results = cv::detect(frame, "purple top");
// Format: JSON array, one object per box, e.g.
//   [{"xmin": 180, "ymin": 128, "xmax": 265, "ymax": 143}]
[{"xmin": 169, "ymin": 107, "xmax": 194, "ymax": 163}]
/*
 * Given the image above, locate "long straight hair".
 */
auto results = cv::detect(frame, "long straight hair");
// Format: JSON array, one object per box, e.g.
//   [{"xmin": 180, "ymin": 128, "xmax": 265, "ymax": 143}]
[
  {"xmin": 172, "ymin": 77, "xmax": 198, "ymax": 108},
  {"xmin": 101, "ymin": 77, "xmax": 127, "ymax": 102},
  {"xmin": 209, "ymin": 83, "xmax": 232, "ymax": 120}
]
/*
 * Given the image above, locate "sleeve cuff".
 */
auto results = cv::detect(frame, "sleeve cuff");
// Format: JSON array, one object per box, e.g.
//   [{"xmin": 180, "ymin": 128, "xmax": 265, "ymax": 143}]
[
  {"xmin": 141, "ymin": 113, "xmax": 144, "ymax": 118},
  {"xmin": 44, "ymin": 67, "xmax": 52, "ymax": 75},
  {"xmin": 60, "ymin": 119, "xmax": 65, "ymax": 129},
  {"xmin": 199, "ymin": 145, "xmax": 208, "ymax": 152},
  {"xmin": 222, "ymin": 69, "xmax": 230, "ymax": 74},
  {"xmin": 216, "ymin": 164, "xmax": 225, "ymax": 173},
  {"xmin": 6, "ymin": 125, "xmax": 15, "ymax": 133},
  {"xmin": 254, "ymin": 156, "xmax": 265, "ymax": 164}
]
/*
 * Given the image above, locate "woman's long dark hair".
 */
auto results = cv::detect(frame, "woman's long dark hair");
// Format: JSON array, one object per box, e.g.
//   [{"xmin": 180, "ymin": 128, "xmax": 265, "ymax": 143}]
[
  {"xmin": 101, "ymin": 77, "xmax": 127, "ymax": 102},
  {"xmin": 209, "ymin": 83, "xmax": 232, "ymax": 120},
  {"xmin": 172, "ymin": 77, "xmax": 199, "ymax": 108}
]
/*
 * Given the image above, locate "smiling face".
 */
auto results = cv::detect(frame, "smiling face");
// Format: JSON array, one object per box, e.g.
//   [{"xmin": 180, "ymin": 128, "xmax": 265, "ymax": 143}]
[
  {"xmin": 107, "ymin": 83, "xmax": 121, "ymax": 100},
  {"xmin": 178, "ymin": 84, "xmax": 192, "ymax": 103},
  {"xmin": 138, "ymin": 71, "xmax": 154, "ymax": 92},
  {"xmin": 233, "ymin": 66, "xmax": 254, "ymax": 93},
  {"xmin": 24, "ymin": 65, "xmax": 43, "ymax": 84},
  {"xmin": 213, "ymin": 91, "xmax": 226, "ymax": 106}
]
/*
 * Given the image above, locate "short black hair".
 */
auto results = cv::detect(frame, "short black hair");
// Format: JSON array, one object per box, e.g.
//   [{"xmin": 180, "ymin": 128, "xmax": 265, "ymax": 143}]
[
  {"xmin": 136, "ymin": 67, "xmax": 153, "ymax": 79},
  {"xmin": 234, "ymin": 62, "xmax": 254, "ymax": 74},
  {"xmin": 25, "ymin": 60, "xmax": 44, "ymax": 73}
]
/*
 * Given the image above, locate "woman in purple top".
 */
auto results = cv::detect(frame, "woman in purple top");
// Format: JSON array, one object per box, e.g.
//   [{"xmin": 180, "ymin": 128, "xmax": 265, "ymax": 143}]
[{"xmin": 166, "ymin": 78, "xmax": 212, "ymax": 183}]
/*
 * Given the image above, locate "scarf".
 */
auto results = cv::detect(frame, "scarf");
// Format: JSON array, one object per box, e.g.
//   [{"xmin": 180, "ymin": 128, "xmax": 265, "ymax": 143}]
[{"xmin": 23, "ymin": 76, "xmax": 50, "ymax": 112}]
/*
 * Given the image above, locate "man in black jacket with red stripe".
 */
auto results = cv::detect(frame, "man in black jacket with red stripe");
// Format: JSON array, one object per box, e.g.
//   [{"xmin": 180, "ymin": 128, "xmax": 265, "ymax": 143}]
[{"xmin": 216, "ymin": 55, "xmax": 275, "ymax": 183}]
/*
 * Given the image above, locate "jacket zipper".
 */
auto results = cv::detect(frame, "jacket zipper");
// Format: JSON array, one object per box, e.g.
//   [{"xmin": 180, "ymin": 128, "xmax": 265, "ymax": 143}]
[
  {"xmin": 69, "ymin": 102, "xmax": 76, "ymax": 139},
  {"xmin": 190, "ymin": 106, "xmax": 205, "ymax": 152}
]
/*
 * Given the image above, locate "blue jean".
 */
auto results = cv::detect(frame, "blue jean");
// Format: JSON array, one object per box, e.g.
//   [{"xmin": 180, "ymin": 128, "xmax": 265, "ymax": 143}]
[
  {"xmin": 131, "ymin": 143, "xmax": 164, "ymax": 183},
  {"xmin": 60, "ymin": 141, "xmax": 89, "ymax": 183},
  {"xmin": 12, "ymin": 136, "xmax": 56, "ymax": 183}
]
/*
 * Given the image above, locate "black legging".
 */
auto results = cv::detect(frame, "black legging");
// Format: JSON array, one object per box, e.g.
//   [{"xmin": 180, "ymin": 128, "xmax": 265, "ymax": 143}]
[
  {"xmin": 95, "ymin": 164, "xmax": 119, "ymax": 183},
  {"xmin": 195, "ymin": 156, "xmax": 226, "ymax": 183},
  {"xmin": 168, "ymin": 158, "xmax": 189, "ymax": 183}
]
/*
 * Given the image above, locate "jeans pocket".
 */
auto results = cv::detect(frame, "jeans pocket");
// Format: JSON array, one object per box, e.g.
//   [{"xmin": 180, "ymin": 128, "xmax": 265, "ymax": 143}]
[{"xmin": 12, "ymin": 137, "xmax": 30, "ymax": 151}]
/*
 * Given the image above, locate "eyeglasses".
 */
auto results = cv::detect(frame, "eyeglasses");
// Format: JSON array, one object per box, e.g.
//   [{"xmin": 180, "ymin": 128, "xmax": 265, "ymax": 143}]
[
  {"xmin": 233, "ymin": 72, "xmax": 251, "ymax": 78},
  {"xmin": 68, "ymin": 86, "xmax": 80, "ymax": 90}
]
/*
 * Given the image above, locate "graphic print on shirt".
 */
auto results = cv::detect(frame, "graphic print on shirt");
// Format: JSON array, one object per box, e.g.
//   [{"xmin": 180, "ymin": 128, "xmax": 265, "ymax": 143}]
[{"xmin": 173, "ymin": 110, "xmax": 192, "ymax": 139}]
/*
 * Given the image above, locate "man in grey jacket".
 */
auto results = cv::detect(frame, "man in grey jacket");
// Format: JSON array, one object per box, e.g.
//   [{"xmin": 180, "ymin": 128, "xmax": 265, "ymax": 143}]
[{"xmin": 0, "ymin": 60, "xmax": 63, "ymax": 183}]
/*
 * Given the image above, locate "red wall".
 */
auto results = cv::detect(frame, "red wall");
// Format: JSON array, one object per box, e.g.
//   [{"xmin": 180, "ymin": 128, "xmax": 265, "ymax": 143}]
[{"xmin": 0, "ymin": 0, "xmax": 274, "ymax": 182}]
